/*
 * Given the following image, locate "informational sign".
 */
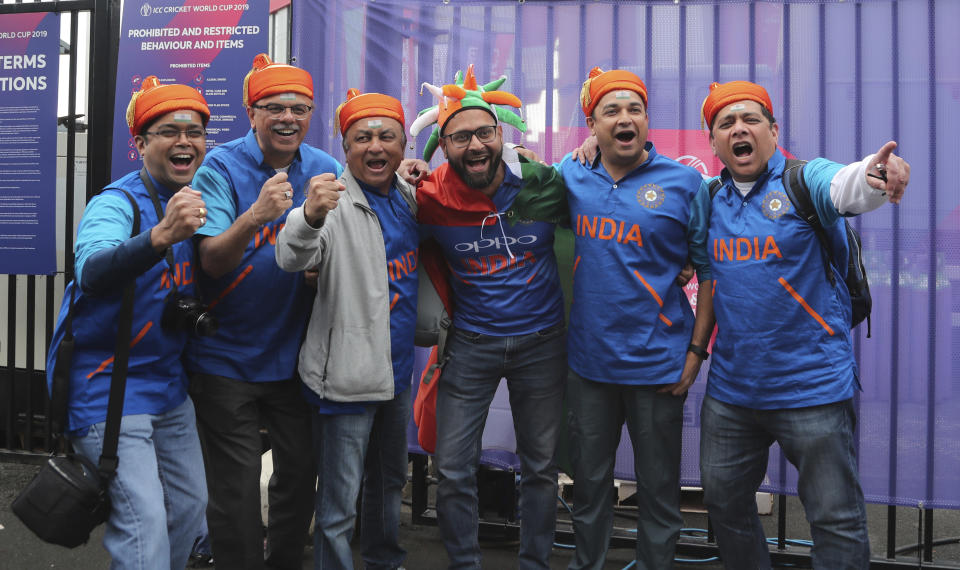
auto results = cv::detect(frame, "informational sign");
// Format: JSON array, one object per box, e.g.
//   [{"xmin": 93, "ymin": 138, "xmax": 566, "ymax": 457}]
[
  {"xmin": 0, "ymin": 13, "xmax": 59, "ymax": 275},
  {"xmin": 111, "ymin": 0, "xmax": 268, "ymax": 180}
]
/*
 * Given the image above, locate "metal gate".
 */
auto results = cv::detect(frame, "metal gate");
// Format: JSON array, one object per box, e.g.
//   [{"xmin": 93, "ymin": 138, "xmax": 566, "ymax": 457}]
[{"xmin": 0, "ymin": 0, "xmax": 119, "ymax": 463}]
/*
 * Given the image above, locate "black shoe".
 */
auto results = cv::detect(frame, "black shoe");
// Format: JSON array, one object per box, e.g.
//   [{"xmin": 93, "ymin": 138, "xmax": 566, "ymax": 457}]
[{"xmin": 187, "ymin": 553, "xmax": 215, "ymax": 568}]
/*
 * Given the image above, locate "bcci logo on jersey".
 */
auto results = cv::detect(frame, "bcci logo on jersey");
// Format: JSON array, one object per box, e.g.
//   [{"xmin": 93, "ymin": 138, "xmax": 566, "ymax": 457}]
[
  {"xmin": 637, "ymin": 184, "xmax": 665, "ymax": 209},
  {"xmin": 762, "ymin": 190, "xmax": 791, "ymax": 220}
]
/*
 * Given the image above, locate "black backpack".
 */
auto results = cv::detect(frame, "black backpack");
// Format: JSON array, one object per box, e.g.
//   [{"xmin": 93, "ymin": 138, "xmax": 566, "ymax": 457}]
[{"xmin": 709, "ymin": 159, "xmax": 872, "ymax": 336}]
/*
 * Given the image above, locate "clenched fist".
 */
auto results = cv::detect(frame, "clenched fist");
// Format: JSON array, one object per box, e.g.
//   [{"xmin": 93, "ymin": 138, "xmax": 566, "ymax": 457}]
[
  {"xmin": 151, "ymin": 186, "xmax": 206, "ymax": 252},
  {"xmin": 249, "ymin": 171, "xmax": 295, "ymax": 226},
  {"xmin": 303, "ymin": 173, "xmax": 346, "ymax": 227}
]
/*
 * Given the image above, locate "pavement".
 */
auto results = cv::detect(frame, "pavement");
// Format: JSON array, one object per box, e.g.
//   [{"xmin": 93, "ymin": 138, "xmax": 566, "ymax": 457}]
[{"xmin": 3, "ymin": 459, "xmax": 960, "ymax": 569}]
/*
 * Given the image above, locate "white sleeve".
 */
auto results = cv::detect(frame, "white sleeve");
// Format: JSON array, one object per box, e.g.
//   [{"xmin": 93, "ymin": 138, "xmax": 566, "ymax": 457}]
[{"xmin": 830, "ymin": 154, "xmax": 889, "ymax": 215}]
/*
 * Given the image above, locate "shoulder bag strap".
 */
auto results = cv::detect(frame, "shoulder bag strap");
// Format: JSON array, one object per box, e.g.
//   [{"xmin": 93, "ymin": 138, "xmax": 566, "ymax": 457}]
[{"xmin": 97, "ymin": 189, "xmax": 141, "ymax": 481}]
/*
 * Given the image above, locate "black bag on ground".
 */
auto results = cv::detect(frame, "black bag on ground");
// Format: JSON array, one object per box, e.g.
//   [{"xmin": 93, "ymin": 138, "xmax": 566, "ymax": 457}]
[{"xmin": 12, "ymin": 453, "xmax": 110, "ymax": 547}]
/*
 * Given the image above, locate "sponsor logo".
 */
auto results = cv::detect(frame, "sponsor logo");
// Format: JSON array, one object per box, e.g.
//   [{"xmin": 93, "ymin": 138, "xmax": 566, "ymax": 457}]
[
  {"xmin": 454, "ymin": 234, "xmax": 537, "ymax": 253},
  {"xmin": 140, "ymin": 3, "xmax": 152, "ymax": 18}
]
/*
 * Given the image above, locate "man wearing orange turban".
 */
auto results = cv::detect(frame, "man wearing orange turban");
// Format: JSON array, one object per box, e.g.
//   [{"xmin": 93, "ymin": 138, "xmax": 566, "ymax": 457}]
[
  {"xmin": 186, "ymin": 54, "xmax": 343, "ymax": 570},
  {"xmin": 691, "ymin": 80, "xmax": 910, "ymax": 569},
  {"xmin": 276, "ymin": 88, "xmax": 417, "ymax": 570},
  {"xmin": 546, "ymin": 67, "xmax": 714, "ymax": 570},
  {"xmin": 46, "ymin": 77, "xmax": 210, "ymax": 567}
]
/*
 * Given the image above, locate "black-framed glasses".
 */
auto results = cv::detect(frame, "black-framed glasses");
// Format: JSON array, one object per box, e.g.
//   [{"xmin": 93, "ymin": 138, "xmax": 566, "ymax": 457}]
[
  {"xmin": 142, "ymin": 128, "xmax": 206, "ymax": 140},
  {"xmin": 250, "ymin": 102, "xmax": 314, "ymax": 120},
  {"xmin": 441, "ymin": 125, "xmax": 498, "ymax": 147}
]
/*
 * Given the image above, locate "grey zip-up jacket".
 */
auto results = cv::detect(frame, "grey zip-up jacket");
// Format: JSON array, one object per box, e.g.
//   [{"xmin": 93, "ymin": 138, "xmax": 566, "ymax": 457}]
[{"xmin": 275, "ymin": 167, "xmax": 417, "ymax": 402}]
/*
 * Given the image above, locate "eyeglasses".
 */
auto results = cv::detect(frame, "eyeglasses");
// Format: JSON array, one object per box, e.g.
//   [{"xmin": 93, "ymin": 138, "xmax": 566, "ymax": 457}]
[
  {"xmin": 250, "ymin": 103, "xmax": 314, "ymax": 120},
  {"xmin": 441, "ymin": 125, "xmax": 498, "ymax": 148},
  {"xmin": 143, "ymin": 128, "xmax": 206, "ymax": 140}
]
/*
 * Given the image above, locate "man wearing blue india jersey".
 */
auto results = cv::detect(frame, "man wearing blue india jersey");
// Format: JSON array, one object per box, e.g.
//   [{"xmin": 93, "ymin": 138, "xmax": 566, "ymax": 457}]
[
  {"xmin": 46, "ymin": 77, "xmax": 210, "ymax": 569},
  {"xmin": 275, "ymin": 89, "xmax": 418, "ymax": 570},
  {"xmin": 689, "ymin": 80, "xmax": 910, "ymax": 570},
  {"xmin": 187, "ymin": 54, "xmax": 341, "ymax": 569},
  {"xmin": 557, "ymin": 68, "xmax": 716, "ymax": 570}
]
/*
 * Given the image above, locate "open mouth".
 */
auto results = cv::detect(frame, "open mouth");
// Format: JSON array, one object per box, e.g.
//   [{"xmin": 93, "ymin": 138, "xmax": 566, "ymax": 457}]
[
  {"xmin": 614, "ymin": 131, "xmax": 637, "ymax": 143},
  {"xmin": 366, "ymin": 159, "xmax": 387, "ymax": 171},
  {"xmin": 733, "ymin": 142, "xmax": 753, "ymax": 157},
  {"xmin": 170, "ymin": 153, "xmax": 194, "ymax": 170},
  {"xmin": 465, "ymin": 154, "xmax": 490, "ymax": 172},
  {"xmin": 272, "ymin": 125, "xmax": 299, "ymax": 138}
]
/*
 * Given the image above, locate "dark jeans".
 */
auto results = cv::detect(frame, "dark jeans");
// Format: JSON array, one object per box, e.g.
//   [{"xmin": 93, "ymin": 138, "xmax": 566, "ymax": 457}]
[
  {"xmin": 699, "ymin": 395, "xmax": 870, "ymax": 570},
  {"xmin": 566, "ymin": 369, "xmax": 685, "ymax": 570},
  {"xmin": 435, "ymin": 323, "xmax": 567, "ymax": 570}
]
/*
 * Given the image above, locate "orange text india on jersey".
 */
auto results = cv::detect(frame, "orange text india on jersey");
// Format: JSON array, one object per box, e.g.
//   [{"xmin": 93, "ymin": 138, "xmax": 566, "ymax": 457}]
[
  {"xmin": 576, "ymin": 214, "xmax": 643, "ymax": 248},
  {"xmin": 712, "ymin": 235, "xmax": 783, "ymax": 262}
]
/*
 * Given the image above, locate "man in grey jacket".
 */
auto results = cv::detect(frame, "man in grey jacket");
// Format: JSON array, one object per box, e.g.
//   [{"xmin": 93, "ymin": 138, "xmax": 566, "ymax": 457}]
[{"xmin": 275, "ymin": 89, "xmax": 418, "ymax": 570}]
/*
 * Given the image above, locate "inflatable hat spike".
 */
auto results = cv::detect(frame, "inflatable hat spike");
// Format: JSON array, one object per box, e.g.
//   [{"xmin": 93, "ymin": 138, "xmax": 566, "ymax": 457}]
[{"xmin": 410, "ymin": 64, "xmax": 526, "ymax": 161}]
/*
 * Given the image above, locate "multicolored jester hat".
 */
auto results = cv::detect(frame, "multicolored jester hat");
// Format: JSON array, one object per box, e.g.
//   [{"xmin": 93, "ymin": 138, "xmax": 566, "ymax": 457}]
[{"xmin": 410, "ymin": 64, "xmax": 526, "ymax": 161}]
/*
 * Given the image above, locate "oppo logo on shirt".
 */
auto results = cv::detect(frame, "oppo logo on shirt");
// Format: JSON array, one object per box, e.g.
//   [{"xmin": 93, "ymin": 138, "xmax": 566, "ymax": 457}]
[
  {"xmin": 454, "ymin": 234, "xmax": 538, "ymax": 253},
  {"xmin": 713, "ymin": 236, "xmax": 783, "ymax": 262}
]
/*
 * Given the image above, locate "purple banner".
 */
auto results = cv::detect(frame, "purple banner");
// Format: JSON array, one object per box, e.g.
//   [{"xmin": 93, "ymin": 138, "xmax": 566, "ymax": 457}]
[
  {"xmin": 0, "ymin": 13, "xmax": 59, "ymax": 275},
  {"xmin": 297, "ymin": 0, "xmax": 960, "ymax": 510},
  {"xmin": 111, "ymin": 0, "xmax": 268, "ymax": 181}
]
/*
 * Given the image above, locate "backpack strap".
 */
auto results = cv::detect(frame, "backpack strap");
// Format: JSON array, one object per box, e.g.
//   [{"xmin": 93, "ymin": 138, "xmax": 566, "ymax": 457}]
[
  {"xmin": 708, "ymin": 177, "xmax": 723, "ymax": 199},
  {"xmin": 781, "ymin": 160, "xmax": 837, "ymax": 287}
]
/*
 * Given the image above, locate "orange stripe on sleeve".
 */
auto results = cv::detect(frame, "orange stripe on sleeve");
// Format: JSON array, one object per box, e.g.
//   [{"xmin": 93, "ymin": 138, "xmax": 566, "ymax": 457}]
[
  {"xmin": 86, "ymin": 321, "xmax": 154, "ymax": 379},
  {"xmin": 525, "ymin": 268, "xmax": 540, "ymax": 284},
  {"xmin": 208, "ymin": 265, "xmax": 254, "ymax": 310},
  {"xmin": 658, "ymin": 313, "xmax": 673, "ymax": 327},
  {"xmin": 778, "ymin": 277, "xmax": 835, "ymax": 336},
  {"xmin": 389, "ymin": 293, "xmax": 399, "ymax": 311},
  {"xmin": 633, "ymin": 270, "xmax": 664, "ymax": 307},
  {"xmin": 572, "ymin": 256, "xmax": 581, "ymax": 275}
]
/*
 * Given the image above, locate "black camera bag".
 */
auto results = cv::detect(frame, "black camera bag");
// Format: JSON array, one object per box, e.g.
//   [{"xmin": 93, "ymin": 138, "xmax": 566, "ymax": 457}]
[
  {"xmin": 12, "ymin": 189, "xmax": 139, "ymax": 547},
  {"xmin": 12, "ymin": 453, "xmax": 110, "ymax": 547}
]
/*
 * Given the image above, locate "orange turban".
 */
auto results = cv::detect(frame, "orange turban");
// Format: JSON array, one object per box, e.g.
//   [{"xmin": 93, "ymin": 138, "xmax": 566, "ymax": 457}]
[
  {"xmin": 335, "ymin": 89, "xmax": 405, "ymax": 136},
  {"xmin": 243, "ymin": 53, "xmax": 313, "ymax": 106},
  {"xmin": 126, "ymin": 76, "xmax": 209, "ymax": 136},
  {"xmin": 701, "ymin": 81, "xmax": 774, "ymax": 129},
  {"xmin": 579, "ymin": 67, "xmax": 647, "ymax": 117}
]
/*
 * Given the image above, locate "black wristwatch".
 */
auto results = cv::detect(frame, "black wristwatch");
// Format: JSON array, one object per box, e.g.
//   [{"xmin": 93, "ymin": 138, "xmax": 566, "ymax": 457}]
[{"xmin": 687, "ymin": 343, "xmax": 710, "ymax": 360}]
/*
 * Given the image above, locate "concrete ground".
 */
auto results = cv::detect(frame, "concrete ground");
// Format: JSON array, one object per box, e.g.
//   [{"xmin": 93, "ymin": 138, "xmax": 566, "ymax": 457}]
[{"xmin": 2, "ymin": 460, "xmax": 960, "ymax": 569}]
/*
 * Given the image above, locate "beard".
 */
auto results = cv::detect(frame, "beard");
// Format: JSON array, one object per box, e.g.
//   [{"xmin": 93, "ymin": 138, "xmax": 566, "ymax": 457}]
[{"xmin": 449, "ymin": 146, "xmax": 503, "ymax": 190}]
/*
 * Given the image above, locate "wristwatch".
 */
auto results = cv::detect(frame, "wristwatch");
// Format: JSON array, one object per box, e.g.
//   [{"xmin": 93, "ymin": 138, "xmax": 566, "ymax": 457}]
[{"xmin": 687, "ymin": 343, "xmax": 710, "ymax": 360}]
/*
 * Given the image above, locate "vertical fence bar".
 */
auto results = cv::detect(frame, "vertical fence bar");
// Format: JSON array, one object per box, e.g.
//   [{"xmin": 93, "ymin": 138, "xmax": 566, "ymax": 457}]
[
  {"xmin": 886, "ymin": 0, "xmax": 902, "ymax": 559},
  {"xmin": 924, "ymin": 3, "xmax": 937, "ymax": 551},
  {"xmin": 544, "ymin": 4, "xmax": 554, "ymax": 161},
  {"xmin": 4, "ymin": 277, "xmax": 16, "ymax": 449},
  {"xmin": 678, "ymin": 4, "xmax": 686, "ymax": 128}
]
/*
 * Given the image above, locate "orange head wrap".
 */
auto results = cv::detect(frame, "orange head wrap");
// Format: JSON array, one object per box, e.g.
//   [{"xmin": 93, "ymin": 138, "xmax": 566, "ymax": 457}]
[
  {"xmin": 579, "ymin": 67, "xmax": 648, "ymax": 117},
  {"xmin": 125, "ymin": 76, "xmax": 209, "ymax": 136},
  {"xmin": 243, "ymin": 53, "xmax": 313, "ymax": 107},
  {"xmin": 335, "ymin": 89, "xmax": 405, "ymax": 136},
  {"xmin": 701, "ymin": 80, "xmax": 774, "ymax": 129}
]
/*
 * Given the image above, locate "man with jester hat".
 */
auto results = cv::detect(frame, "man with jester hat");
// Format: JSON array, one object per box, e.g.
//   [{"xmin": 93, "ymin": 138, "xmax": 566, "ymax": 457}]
[{"xmin": 410, "ymin": 65, "xmax": 568, "ymax": 570}]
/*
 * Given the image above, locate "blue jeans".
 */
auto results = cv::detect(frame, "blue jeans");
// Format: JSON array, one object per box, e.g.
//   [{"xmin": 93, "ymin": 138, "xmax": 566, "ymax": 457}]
[
  {"xmin": 699, "ymin": 395, "xmax": 870, "ymax": 570},
  {"xmin": 312, "ymin": 391, "xmax": 411, "ymax": 570},
  {"xmin": 71, "ymin": 397, "xmax": 207, "ymax": 570},
  {"xmin": 435, "ymin": 323, "xmax": 566, "ymax": 570},
  {"xmin": 566, "ymin": 370, "xmax": 685, "ymax": 570}
]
